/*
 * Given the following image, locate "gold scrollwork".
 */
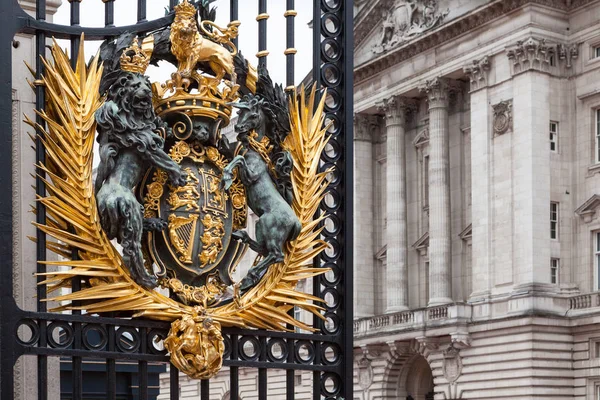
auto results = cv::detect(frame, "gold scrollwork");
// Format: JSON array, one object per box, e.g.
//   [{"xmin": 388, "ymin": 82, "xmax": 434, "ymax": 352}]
[
  {"xmin": 168, "ymin": 214, "xmax": 199, "ymax": 264},
  {"xmin": 228, "ymin": 180, "xmax": 247, "ymax": 230},
  {"xmin": 169, "ymin": 140, "xmax": 209, "ymax": 164},
  {"xmin": 143, "ymin": 170, "xmax": 168, "ymax": 218},
  {"xmin": 167, "ymin": 168, "xmax": 201, "ymax": 211}
]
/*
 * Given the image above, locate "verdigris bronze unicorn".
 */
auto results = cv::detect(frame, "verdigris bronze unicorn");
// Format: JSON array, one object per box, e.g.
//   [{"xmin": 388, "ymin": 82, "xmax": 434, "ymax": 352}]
[{"xmin": 221, "ymin": 85, "xmax": 300, "ymax": 292}]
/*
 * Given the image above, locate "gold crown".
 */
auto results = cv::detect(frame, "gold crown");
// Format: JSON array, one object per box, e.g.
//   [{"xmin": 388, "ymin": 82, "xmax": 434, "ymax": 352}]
[
  {"xmin": 152, "ymin": 74, "xmax": 239, "ymax": 126},
  {"xmin": 120, "ymin": 36, "xmax": 154, "ymax": 74},
  {"xmin": 174, "ymin": 0, "xmax": 197, "ymax": 18}
]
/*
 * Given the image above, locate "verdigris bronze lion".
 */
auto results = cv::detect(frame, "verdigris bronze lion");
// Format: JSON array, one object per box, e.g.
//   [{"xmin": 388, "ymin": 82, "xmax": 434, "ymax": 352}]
[{"xmin": 95, "ymin": 71, "xmax": 186, "ymax": 288}]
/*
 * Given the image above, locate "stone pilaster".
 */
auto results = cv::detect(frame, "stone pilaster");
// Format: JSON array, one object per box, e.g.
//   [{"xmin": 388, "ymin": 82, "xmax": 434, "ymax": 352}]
[
  {"xmin": 376, "ymin": 96, "xmax": 415, "ymax": 312},
  {"xmin": 353, "ymin": 114, "xmax": 379, "ymax": 317},
  {"xmin": 420, "ymin": 77, "xmax": 453, "ymax": 306}
]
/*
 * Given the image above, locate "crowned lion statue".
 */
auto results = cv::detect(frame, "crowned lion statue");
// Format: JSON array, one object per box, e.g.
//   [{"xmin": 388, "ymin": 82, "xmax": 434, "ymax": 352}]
[{"xmin": 95, "ymin": 70, "xmax": 187, "ymax": 288}]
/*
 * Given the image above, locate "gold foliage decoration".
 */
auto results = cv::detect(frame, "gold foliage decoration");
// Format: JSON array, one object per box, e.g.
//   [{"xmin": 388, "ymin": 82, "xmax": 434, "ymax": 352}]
[{"xmin": 30, "ymin": 38, "xmax": 330, "ymax": 338}]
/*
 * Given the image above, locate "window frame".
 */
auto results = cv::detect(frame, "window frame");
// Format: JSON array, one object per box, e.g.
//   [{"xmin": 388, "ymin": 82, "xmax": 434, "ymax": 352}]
[
  {"xmin": 595, "ymin": 232, "xmax": 600, "ymax": 291},
  {"xmin": 550, "ymin": 202, "xmax": 559, "ymax": 240},
  {"xmin": 551, "ymin": 258, "xmax": 559, "ymax": 284},
  {"xmin": 549, "ymin": 121, "xmax": 558, "ymax": 153},
  {"xmin": 596, "ymin": 109, "xmax": 600, "ymax": 164}
]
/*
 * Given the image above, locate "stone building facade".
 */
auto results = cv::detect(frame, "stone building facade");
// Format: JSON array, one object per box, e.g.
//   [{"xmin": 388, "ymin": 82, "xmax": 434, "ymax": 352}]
[
  {"xmin": 160, "ymin": 0, "xmax": 600, "ymax": 399},
  {"xmin": 353, "ymin": 0, "xmax": 600, "ymax": 399}
]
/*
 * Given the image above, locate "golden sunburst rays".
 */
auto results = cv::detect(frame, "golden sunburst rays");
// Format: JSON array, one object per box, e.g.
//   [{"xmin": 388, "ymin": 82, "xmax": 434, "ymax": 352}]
[
  {"xmin": 26, "ymin": 36, "xmax": 330, "ymax": 334},
  {"xmin": 206, "ymin": 84, "xmax": 332, "ymax": 332}
]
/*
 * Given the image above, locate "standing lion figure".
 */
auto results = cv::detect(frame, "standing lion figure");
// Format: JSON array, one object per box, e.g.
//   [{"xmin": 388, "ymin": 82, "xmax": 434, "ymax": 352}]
[
  {"xmin": 95, "ymin": 71, "xmax": 187, "ymax": 288},
  {"xmin": 170, "ymin": 0, "xmax": 236, "ymax": 81}
]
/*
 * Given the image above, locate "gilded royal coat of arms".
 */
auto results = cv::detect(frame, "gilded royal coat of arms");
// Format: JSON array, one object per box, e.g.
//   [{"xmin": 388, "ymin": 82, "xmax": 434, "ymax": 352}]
[{"xmin": 28, "ymin": 0, "xmax": 331, "ymax": 379}]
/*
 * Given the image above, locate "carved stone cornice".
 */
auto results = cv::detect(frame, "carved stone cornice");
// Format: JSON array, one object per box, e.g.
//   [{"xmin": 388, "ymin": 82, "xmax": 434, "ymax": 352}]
[
  {"xmin": 463, "ymin": 56, "xmax": 491, "ymax": 92},
  {"xmin": 375, "ymin": 96, "xmax": 417, "ymax": 127},
  {"xmin": 354, "ymin": 113, "xmax": 381, "ymax": 142},
  {"xmin": 419, "ymin": 77, "xmax": 454, "ymax": 109},
  {"xmin": 354, "ymin": 0, "xmax": 596, "ymax": 84},
  {"xmin": 506, "ymin": 36, "xmax": 555, "ymax": 75}
]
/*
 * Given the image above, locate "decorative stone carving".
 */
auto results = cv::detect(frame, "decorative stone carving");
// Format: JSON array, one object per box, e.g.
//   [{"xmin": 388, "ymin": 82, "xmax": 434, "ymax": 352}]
[
  {"xmin": 376, "ymin": 95, "xmax": 418, "ymax": 126},
  {"xmin": 450, "ymin": 331, "xmax": 471, "ymax": 349},
  {"xmin": 357, "ymin": 356, "xmax": 374, "ymax": 390},
  {"xmin": 442, "ymin": 345, "xmax": 463, "ymax": 383},
  {"xmin": 463, "ymin": 56, "xmax": 491, "ymax": 92},
  {"xmin": 372, "ymin": 0, "xmax": 449, "ymax": 54},
  {"xmin": 506, "ymin": 37, "xmax": 555, "ymax": 75},
  {"xmin": 492, "ymin": 100, "xmax": 512, "ymax": 136},
  {"xmin": 415, "ymin": 336, "xmax": 439, "ymax": 357},
  {"xmin": 354, "ymin": 113, "xmax": 380, "ymax": 142},
  {"xmin": 557, "ymin": 42, "xmax": 579, "ymax": 68}
]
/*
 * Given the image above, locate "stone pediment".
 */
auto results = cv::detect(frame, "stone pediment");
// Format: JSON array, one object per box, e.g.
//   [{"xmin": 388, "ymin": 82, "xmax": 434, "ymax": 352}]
[
  {"xmin": 412, "ymin": 232, "xmax": 429, "ymax": 256},
  {"xmin": 575, "ymin": 195, "xmax": 600, "ymax": 223},
  {"xmin": 459, "ymin": 224, "xmax": 472, "ymax": 242},
  {"xmin": 413, "ymin": 126, "xmax": 430, "ymax": 148},
  {"xmin": 354, "ymin": 1, "xmax": 495, "ymax": 70}
]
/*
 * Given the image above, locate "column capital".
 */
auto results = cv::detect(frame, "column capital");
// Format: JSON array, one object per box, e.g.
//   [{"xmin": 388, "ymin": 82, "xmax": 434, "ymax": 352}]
[
  {"xmin": 463, "ymin": 56, "xmax": 491, "ymax": 92},
  {"xmin": 419, "ymin": 77, "xmax": 456, "ymax": 109},
  {"xmin": 353, "ymin": 113, "xmax": 381, "ymax": 142},
  {"xmin": 375, "ymin": 96, "xmax": 417, "ymax": 127}
]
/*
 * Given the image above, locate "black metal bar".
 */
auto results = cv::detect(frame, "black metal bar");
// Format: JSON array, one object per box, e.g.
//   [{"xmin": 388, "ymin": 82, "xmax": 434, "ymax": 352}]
[
  {"xmin": 342, "ymin": 2, "xmax": 355, "ymax": 399},
  {"xmin": 285, "ymin": 0, "xmax": 295, "ymax": 89},
  {"xmin": 311, "ymin": 0, "xmax": 321, "ymax": 90},
  {"xmin": 0, "ymin": 1, "xmax": 18, "ymax": 398},
  {"xmin": 35, "ymin": 0, "xmax": 48, "ymax": 398},
  {"xmin": 257, "ymin": 0, "xmax": 267, "ymax": 68},
  {"xmin": 105, "ymin": 0, "xmax": 115, "ymax": 27},
  {"xmin": 169, "ymin": 0, "xmax": 178, "ymax": 11},
  {"xmin": 230, "ymin": 335, "xmax": 239, "ymax": 400},
  {"xmin": 137, "ymin": 0, "xmax": 147, "ymax": 23},
  {"xmin": 169, "ymin": 363, "xmax": 179, "ymax": 400},
  {"xmin": 286, "ymin": 335, "xmax": 294, "ymax": 400},
  {"xmin": 201, "ymin": 379, "xmax": 209, "ymax": 400},
  {"xmin": 230, "ymin": 0, "xmax": 238, "ymax": 49},
  {"xmin": 106, "ymin": 321, "xmax": 116, "ymax": 400},
  {"xmin": 258, "ymin": 336, "xmax": 267, "ymax": 400},
  {"xmin": 139, "ymin": 327, "xmax": 149, "ymax": 400},
  {"xmin": 17, "ymin": 13, "xmax": 176, "ymax": 41}
]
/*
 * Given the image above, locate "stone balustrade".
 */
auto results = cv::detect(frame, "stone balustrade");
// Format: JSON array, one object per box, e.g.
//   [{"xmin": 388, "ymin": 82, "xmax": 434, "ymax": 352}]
[
  {"xmin": 353, "ymin": 304, "xmax": 469, "ymax": 339},
  {"xmin": 569, "ymin": 292, "xmax": 600, "ymax": 310}
]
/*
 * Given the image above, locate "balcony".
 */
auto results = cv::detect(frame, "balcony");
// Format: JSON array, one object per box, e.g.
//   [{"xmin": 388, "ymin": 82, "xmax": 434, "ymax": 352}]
[{"xmin": 353, "ymin": 304, "xmax": 470, "ymax": 339}]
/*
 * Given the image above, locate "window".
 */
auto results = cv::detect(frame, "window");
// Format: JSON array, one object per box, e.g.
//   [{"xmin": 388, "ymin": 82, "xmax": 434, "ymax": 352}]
[
  {"xmin": 596, "ymin": 109, "xmax": 600, "ymax": 163},
  {"xmin": 595, "ymin": 340, "xmax": 600, "ymax": 358},
  {"xmin": 294, "ymin": 305, "xmax": 301, "ymax": 332},
  {"xmin": 550, "ymin": 202, "xmax": 559, "ymax": 239},
  {"xmin": 550, "ymin": 121, "xmax": 558, "ymax": 152},
  {"xmin": 595, "ymin": 232, "xmax": 600, "ymax": 290},
  {"xmin": 551, "ymin": 258, "xmax": 559, "ymax": 284},
  {"xmin": 595, "ymin": 46, "xmax": 600, "ymax": 59}
]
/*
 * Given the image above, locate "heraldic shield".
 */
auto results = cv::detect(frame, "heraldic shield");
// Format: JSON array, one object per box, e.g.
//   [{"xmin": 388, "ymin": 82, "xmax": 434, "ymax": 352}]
[{"xmin": 141, "ymin": 135, "xmax": 248, "ymax": 304}]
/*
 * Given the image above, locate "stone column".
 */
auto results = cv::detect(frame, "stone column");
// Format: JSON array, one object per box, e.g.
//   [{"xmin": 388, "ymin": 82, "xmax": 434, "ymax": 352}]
[
  {"xmin": 376, "ymin": 96, "xmax": 413, "ymax": 313},
  {"xmin": 353, "ymin": 114, "xmax": 378, "ymax": 317},
  {"xmin": 420, "ymin": 78, "xmax": 453, "ymax": 306}
]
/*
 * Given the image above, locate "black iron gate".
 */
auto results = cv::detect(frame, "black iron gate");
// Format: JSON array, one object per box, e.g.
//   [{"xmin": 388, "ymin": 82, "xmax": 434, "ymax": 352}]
[{"xmin": 0, "ymin": 0, "xmax": 353, "ymax": 399}]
